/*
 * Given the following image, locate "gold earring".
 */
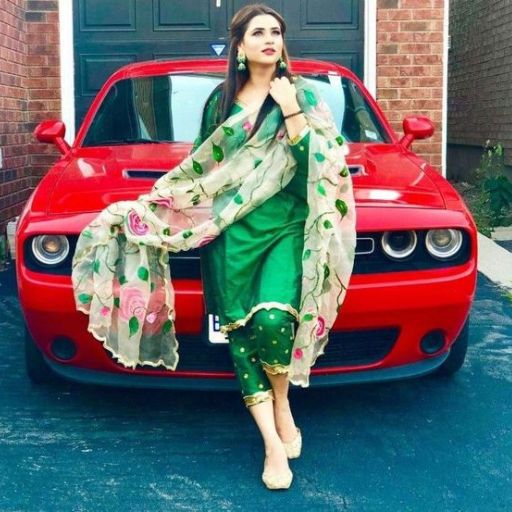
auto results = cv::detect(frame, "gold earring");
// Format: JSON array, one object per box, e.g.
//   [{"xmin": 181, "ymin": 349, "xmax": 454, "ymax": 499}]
[{"xmin": 237, "ymin": 50, "xmax": 247, "ymax": 71}]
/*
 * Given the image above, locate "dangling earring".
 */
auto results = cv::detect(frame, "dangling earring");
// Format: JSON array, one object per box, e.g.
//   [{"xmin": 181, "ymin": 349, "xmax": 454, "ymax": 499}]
[
  {"xmin": 237, "ymin": 50, "xmax": 246, "ymax": 71},
  {"xmin": 278, "ymin": 56, "xmax": 287, "ymax": 70}
]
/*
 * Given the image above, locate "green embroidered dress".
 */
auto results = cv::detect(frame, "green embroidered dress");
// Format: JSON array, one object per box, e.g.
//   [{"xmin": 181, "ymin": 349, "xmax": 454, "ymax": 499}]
[{"xmin": 193, "ymin": 94, "xmax": 311, "ymax": 331}]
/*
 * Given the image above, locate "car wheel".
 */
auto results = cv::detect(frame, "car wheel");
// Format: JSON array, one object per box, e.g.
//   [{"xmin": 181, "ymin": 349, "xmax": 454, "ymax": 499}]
[
  {"xmin": 435, "ymin": 317, "xmax": 469, "ymax": 376},
  {"xmin": 25, "ymin": 328, "xmax": 59, "ymax": 384}
]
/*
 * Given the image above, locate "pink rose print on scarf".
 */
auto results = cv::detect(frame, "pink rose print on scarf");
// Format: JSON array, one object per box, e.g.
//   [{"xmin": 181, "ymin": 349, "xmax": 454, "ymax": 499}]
[
  {"xmin": 276, "ymin": 129, "xmax": 286, "ymax": 140},
  {"xmin": 242, "ymin": 121, "xmax": 253, "ymax": 133},
  {"xmin": 293, "ymin": 348, "xmax": 303, "ymax": 360},
  {"xmin": 146, "ymin": 312, "xmax": 157, "ymax": 324},
  {"xmin": 198, "ymin": 235, "xmax": 216, "ymax": 247},
  {"xmin": 316, "ymin": 315, "xmax": 326, "ymax": 337},
  {"xmin": 119, "ymin": 286, "xmax": 146, "ymax": 322},
  {"xmin": 144, "ymin": 283, "xmax": 169, "ymax": 334},
  {"xmin": 127, "ymin": 210, "xmax": 149, "ymax": 236},
  {"xmin": 100, "ymin": 306, "xmax": 110, "ymax": 317},
  {"xmin": 151, "ymin": 198, "xmax": 174, "ymax": 209}
]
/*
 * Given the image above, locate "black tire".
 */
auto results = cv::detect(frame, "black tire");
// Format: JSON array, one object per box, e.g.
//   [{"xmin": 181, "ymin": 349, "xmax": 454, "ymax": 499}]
[
  {"xmin": 24, "ymin": 328, "xmax": 59, "ymax": 384},
  {"xmin": 435, "ymin": 317, "xmax": 469, "ymax": 376}
]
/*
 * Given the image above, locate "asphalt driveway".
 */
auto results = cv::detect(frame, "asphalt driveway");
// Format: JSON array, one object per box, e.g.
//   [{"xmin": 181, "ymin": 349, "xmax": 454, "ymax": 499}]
[{"xmin": 0, "ymin": 265, "xmax": 510, "ymax": 512}]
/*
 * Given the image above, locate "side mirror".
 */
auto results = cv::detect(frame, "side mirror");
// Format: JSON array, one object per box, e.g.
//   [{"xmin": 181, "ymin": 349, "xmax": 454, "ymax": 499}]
[
  {"xmin": 34, "ymin": 120, "xmax": 70, "ymax": 155},
  {"xmin": 399, "ymin": 116, "xmax": 435, "ymax": 149}
]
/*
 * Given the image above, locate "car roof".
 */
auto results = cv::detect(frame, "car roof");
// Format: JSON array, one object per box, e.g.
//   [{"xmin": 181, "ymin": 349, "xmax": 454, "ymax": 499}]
[{"xmin": 111, "ymin": 57, "xmax": 357, "ymax": 82}]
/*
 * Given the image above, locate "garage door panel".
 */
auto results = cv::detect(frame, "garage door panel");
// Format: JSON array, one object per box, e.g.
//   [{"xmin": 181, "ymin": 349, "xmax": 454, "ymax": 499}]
[
  {"xmin": 79, "ymin": 54, "xmax": 137, "ymax": 96},
  {"xmin": 301, "ymin": 0, "xmax": 357, "ymax": 28},
  {"xmin": 299, "ymin": 50, "xmax": 358, "ymax": 72},
  {"xmin": 79, "ymin": 0, "xmax": 136, "ymax": 32},
  {"xmin": 153, "ymin": 0, "xmax": 214, "ymax": 32}
]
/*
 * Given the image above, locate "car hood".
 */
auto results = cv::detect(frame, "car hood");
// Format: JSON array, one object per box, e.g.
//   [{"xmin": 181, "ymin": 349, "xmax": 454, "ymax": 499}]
[{"xmin": 46, "ymin": 143, "xmax": 445, "ymax": 215}]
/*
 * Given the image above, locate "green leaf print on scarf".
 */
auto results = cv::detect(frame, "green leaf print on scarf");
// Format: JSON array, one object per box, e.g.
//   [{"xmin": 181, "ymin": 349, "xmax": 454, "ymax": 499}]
[
  {"xmin": 212, "ymin": 142, "xmax": 224, "ymax": 163},
  {"xmin": 316, "ymin": 182, "xmax": 326, "ymax": 196},
  {"xmin": 314, "ymin": 152, "xmax": 325, "ymax": 162},
  {"xmin": 138, "ymin": 266, "xmax": 149, "ymax": 281},
  {"xmin": 78, "ymin": 293, "xmax": 92, "ymax": 304},
  {"xmin": 335, "ymin": 199, "xmax": 348, "ymax": 217},
  {"xmin": 222, "ymin": 126, "xmax": 234, "ymax": 136},
  {"xmin": 162, "ymin": 319, "xmax": 173, "ymax": 334},
  {"xmin": 92, "ymin": 259, "xmax": 100, "ymax": 273},
  {"xmin": 129, "ymin": 316, "xmax": 139, "ymax": 337},
  {"xmin": 192, "ymin": 159, "xmax": 203, "ymax": 174},
  {"xmin": 340, "ymin": 166, "xmax": 349, "ymax": 177},
  {"xmin": 304, "ymin": 89, "xmax": 318, "ymax": 107}
]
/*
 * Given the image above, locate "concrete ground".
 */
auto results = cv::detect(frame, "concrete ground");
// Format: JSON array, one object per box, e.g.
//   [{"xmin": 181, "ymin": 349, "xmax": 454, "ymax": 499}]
[{"xmin": 0, "ymin": 247, "xmax": 511, "ymax": 511}]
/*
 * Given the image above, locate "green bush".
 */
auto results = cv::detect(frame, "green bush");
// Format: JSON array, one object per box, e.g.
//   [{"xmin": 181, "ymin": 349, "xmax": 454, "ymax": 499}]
[{"xmin": 470, "ymin": 142, "xmax": 512, "ymax": 234}]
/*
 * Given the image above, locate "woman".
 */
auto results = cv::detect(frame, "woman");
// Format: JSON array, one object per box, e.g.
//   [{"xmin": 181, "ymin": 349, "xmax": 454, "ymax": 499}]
[{"xmin": 72, "ymin": 3, "xmax": 356, "ymax": 491}]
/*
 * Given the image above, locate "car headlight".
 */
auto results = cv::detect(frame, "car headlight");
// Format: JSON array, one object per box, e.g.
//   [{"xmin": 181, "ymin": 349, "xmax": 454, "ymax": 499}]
[
  {"xmin": 425, "ymin": 229, "xmax": 463, "ymax": 259},
  {"xmin": 31, "ymin": 235, "xmax": 70, "ymax": 265},
  {"xmin": 381, "ymin": 230, "xmax": 417, "ymax": 259}
]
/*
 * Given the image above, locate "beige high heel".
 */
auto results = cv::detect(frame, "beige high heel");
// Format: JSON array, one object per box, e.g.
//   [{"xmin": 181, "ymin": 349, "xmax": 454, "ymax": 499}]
[{"xmin": 282, "ymin": 427, "xmax": 302, "ymax": 459}]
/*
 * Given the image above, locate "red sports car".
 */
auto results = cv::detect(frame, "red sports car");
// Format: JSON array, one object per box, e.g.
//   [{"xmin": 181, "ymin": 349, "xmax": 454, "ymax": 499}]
[{"xmin": 16, "ymin": 58, "xmax": 477, "ymax": 388}]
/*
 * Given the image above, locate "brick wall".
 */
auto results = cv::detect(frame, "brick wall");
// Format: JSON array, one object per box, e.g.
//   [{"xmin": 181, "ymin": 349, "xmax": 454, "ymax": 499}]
[
  {"xmin": 0, "ymin": 0, "xmax": 60, "ymax": 234},
  {"xmin": 377, "ymin": 0, "xmax": 445, "ymax": 169},
  {"xmin": 0, "ymin": 0, "xmax": 30, "ymax": 234},
  {"xmin": 25, "ymin": 0, "xmax": 61, "ymax": 180},
  {"xmin": 448, "ymin": 0, "xmax": 512, "ymax": 168}
]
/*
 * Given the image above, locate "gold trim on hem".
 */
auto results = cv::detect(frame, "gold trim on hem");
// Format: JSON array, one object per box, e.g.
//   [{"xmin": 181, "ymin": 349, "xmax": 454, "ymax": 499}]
[
  {"xmin": 261, "ymin": 360, "xmax": 290, "ymax": 375},
  {"xmin": 243, "ymin": 389, "xmax": 274, "ymax": 408},
  {"xmin": 219, "ymin": 302, "xmax": 300, "ymax": 334}
]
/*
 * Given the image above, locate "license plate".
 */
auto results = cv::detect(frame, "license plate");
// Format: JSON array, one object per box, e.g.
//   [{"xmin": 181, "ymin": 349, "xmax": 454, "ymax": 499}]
[{"xmin": 208, "ymin": 314, "xmax": 229, "ymax": 343}]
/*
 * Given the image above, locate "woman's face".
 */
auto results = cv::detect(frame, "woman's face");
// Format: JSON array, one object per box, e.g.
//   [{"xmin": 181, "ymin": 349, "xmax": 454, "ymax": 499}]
[{"xmin": 238, "ymin": 14, "xmax": 283, "ymax": 67}]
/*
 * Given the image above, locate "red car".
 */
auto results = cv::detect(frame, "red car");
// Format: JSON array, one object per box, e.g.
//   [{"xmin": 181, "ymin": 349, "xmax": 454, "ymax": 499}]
[{"xmin": 16, "ymin": 58, "xmax": 477, "ymax": 388}]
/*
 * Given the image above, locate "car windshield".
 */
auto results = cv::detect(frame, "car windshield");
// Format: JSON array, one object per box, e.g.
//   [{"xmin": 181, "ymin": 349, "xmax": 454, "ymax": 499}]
[{"xmin": 82, "ymin": 72, "xmax": 390, "ymax": 147}]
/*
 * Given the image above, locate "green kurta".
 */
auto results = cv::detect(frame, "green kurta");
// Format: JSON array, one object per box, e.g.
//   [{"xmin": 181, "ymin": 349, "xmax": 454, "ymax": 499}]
[{"xmin": 193, "ymin": 96, "xmax": 311, "ymax": 330}]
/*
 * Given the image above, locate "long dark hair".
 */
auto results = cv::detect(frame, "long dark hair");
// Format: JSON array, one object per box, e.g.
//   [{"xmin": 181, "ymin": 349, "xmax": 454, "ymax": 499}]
[{"xmin": 208, "ymin": 4, "xmax": 295, "ymax": 139}]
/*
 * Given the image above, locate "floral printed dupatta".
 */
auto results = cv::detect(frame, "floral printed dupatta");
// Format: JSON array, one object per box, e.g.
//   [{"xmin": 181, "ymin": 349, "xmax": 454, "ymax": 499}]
[{"xmin": 71, "ymin": 76, "xmax": 356, "ymax": 388}]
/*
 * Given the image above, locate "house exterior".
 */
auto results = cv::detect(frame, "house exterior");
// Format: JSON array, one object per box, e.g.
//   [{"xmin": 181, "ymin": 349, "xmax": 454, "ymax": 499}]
[
  {"xmin": 448, "ymin": 0, "xmax": 512, "ymax": 180},
  {"xmin": 0, "ymin": 0, "xmax": 448, "ymax": 233}
]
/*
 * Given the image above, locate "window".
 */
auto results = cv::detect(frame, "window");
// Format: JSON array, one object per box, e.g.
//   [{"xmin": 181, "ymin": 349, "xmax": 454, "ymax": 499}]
[{"xmin": 82, "ymin": 72, "xmax": 389, "ymax": 146}]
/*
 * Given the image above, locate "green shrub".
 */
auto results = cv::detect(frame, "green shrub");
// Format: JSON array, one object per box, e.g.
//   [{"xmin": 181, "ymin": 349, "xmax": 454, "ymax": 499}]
[{"xmin": 470, "ymin": 142, "xmax": 512, "ymax": 233}]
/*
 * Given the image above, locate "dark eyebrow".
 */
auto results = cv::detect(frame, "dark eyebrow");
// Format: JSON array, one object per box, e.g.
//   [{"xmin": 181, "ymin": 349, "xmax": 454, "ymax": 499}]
[{"xmin": 251, "ymin": 26, "xmax": 281, "ymax": 31}]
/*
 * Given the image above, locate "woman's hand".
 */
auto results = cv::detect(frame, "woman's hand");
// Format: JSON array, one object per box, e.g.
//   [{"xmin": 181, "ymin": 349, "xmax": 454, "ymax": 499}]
[{"xmin": 269, "ymin": 76, "xmax": 300, "ymax": 115}]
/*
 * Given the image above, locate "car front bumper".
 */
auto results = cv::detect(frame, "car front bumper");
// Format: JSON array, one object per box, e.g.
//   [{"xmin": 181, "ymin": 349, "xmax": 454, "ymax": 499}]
[{"xmin": 44, "ymin": 349, "xmax": 449, "ymax": 390}]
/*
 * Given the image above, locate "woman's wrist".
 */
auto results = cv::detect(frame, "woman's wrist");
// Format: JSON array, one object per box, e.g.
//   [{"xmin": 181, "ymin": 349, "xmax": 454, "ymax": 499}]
[{"xmin": 280, "ymin": 100, "xmax": 301, "ymax": 117}]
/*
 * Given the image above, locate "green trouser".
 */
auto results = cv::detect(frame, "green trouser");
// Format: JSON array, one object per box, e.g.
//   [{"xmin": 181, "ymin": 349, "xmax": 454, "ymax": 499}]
[{"xmin": 227, "ymin": 308, "xmax": 297, "ymax": 408}]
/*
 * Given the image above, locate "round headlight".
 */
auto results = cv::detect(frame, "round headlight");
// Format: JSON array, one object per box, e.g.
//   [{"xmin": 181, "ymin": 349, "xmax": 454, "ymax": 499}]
[
  {"xmin": 381, "ymin": 230, "xmax": 417, "ymax": 259},
  {"xmin": 31, "ymin": 235, "xmax": 70, "ymax": 265},
  {"xmin": 425, "ymin": 229, "xmax": 463, "ymax": 259}
]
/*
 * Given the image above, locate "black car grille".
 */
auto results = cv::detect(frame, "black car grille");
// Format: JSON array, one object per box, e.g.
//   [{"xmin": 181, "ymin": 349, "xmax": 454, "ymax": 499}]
[{"xmin": 129, "ymin": 327, "xmax": 399, "ymax": 372}]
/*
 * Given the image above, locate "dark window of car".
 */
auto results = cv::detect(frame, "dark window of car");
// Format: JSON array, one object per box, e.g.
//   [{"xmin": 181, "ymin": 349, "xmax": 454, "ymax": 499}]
[{"xmin": 82, "ymin": 73, "xmax": 390, "ymax": 147}]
